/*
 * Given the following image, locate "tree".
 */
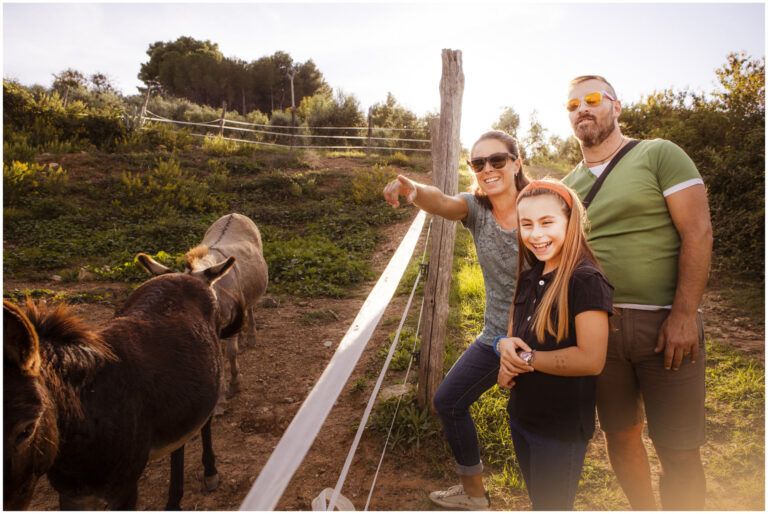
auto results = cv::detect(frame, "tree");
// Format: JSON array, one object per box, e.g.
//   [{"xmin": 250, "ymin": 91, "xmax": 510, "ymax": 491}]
[
  {"xmin": 52, "ymin": 68, "xmax": 87, "ymax": 107},
  {"xmin": 492, "ymin": 106, "xmax": 521, "ymax": 139},
  {"xmin": 620, "ymin": 53, "xmax": 764, "ymax": 275},
  {"xmin": 523, "ymin": 110, "xmax": 551, "ymax": 163}
]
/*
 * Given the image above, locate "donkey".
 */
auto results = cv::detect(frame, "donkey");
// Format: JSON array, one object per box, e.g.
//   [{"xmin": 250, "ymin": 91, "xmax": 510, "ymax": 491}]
[
  {"xmin": 140, "ymin": 213, "xmax": 268, "ymax": 411},
  {"xmin": 3, "ymin": 257, "xmax": 240, "ymax": 510}
]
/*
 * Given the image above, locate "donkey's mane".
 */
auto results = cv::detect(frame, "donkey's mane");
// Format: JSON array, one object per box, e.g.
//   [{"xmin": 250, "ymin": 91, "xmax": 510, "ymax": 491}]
[
  {"xmin": 185, "ymin": 245, "xmax": 210, "ymax": 269},
  {"xmin": 23, "ymin": 299, "xmax": 116, "ymax": 364}
]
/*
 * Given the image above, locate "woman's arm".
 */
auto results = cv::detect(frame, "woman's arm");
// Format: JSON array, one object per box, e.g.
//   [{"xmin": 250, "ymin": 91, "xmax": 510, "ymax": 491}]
[
  {"xmin": 499, "ymin": 310, "xmax": 609, "ymax": 377},
  {"xmin": 383, "ymin": 174, "xmax": 468, "ymax": 221}
]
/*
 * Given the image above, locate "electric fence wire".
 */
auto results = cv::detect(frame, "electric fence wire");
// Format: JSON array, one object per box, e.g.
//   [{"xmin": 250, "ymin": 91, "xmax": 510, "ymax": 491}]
[
  {"xmin": 325, "ymin": 218, "xmax": 433, "ymax": 512},
  {"xmin": 363, "ymin": 218, "xmax": 432, "ymax": 511}
]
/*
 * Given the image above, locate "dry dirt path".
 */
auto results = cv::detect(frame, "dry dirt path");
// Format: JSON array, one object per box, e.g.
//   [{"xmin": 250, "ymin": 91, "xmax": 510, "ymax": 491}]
[{"xmin": 10, "ymin": 210, "xmax": 764, "ymax": 511}]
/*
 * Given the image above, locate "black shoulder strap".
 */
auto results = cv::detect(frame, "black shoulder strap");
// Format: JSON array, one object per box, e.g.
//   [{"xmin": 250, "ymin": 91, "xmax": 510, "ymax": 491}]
[{"xmin": 582, "ymin": 139, "xmax": 640, "ymax": 208}]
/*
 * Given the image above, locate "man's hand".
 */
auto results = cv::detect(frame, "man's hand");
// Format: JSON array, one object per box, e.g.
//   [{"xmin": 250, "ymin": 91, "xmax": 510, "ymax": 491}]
[
  {"xmin": 654, "ymin": 311, "xmax": 700, "ymax": 371},
  {"xmin": 383, "ymin": 175, "xmax": 417, "ymax": 207}
]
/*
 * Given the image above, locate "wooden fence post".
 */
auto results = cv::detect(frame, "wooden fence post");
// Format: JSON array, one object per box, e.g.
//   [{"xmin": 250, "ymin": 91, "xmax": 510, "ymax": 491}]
[
  {"xmin": 139, "ymin": 85, "xmax": 152, "ymax": 128},
  {"xmin": 219, "ymin": 101, "xmax": 227, "ymax": 137},
  {"xmin": 366, "ymin": 107, "xmax": 374, "ymax": 155},
  {"xmin": 418, "ymin": 49, "xmax": 464, "ymax": 413}
]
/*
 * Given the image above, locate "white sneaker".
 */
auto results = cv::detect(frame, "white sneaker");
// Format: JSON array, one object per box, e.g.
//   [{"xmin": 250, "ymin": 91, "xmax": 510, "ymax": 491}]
[{"xmin": 429, "ymin": 484, "xmax": 491, "ymax": 510}]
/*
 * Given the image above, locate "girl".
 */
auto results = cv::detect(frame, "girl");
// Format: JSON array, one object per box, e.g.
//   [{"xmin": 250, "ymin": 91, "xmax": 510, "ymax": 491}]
[
  {"xmin": 495, "ymin": 179, "xmax": 613, "ymax": 510},
  {"xmin": 383, "ymin": 130, "xmax": 529, "ymax": 509}
]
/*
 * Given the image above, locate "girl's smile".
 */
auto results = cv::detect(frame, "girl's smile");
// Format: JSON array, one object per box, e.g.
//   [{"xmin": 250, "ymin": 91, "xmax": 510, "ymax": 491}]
[{"xmin": 517, "ymin": 195, "xmax": 569, "ymax": 274}]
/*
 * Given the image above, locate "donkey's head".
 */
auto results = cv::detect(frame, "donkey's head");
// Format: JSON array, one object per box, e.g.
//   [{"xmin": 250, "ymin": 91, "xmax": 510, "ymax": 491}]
[
  {"xmin": 136, "ymin": 253, "xmax": 244, "ymax": 338},
  {"xmin": 3, "ymin": 300, "xmax": 59, "ymax": 510}
]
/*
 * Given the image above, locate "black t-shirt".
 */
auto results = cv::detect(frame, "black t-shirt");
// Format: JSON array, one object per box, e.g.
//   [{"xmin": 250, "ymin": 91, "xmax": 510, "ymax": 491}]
[{"xmin": 507, "ymin": 259, "xmax": 614, "ymax": 441}]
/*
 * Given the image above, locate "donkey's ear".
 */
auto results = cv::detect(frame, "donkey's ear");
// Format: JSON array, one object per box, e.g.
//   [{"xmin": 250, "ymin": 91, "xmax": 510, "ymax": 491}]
[
  {"xmin": 137, "ymin": 253, "xmax": 173, "ymax": 276},
  {"xmin": 195, "ymin": 256, "xmax": 236, "ymax": 286},
  {"xmin": 3, "ymin": 300, "xmax": 41, "ymax": 376}
]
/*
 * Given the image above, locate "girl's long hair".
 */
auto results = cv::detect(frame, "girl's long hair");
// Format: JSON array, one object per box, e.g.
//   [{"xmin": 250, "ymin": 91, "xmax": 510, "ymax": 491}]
[{"xmin": 515, "ymin": 181, "xmax": 601, "ymax": 343}]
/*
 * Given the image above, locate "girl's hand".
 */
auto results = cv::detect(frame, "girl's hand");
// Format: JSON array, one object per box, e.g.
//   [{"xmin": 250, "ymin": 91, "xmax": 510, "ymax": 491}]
[
  {"xmin": 383, "ymin": 175, "xmax": 417, "ymax": 207},
  {"xmin": 498, "ymin": 337, "xmax": 534, "ymax": 373},
  {"xmin": 497, "ymin": 368, "xmax": 517, "ymax": 389}
]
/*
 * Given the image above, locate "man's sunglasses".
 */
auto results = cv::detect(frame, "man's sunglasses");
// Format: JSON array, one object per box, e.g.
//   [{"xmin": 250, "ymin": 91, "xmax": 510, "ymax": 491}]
[
  {"xmin": 467, "ymin": 152, "xmax": 516, "ymax": 173},
  {"xmin": 566, "ymin": 90, "xmax": 616, "ymax": 112}
]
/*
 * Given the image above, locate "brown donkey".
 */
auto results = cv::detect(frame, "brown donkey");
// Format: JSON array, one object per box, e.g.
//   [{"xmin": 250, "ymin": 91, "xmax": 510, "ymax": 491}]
[
  {"xmin": 3, "ymin": 257, "xmax": 239, "ymax": 510},
  {"xmin": 140, "ymin": 213, "xmax": 268, "ymax": 412}
]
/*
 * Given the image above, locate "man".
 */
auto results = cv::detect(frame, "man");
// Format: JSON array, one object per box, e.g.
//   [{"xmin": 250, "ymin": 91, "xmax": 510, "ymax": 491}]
[{"xmin": 561, "ymin": 75, "xmax": 712, "ymax": 510}]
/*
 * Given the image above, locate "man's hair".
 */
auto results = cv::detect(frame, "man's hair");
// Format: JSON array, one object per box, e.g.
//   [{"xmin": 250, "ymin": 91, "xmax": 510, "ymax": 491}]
[{"xmin": 569, "ymin": 75, "xmax": 617, "ymax": 98}]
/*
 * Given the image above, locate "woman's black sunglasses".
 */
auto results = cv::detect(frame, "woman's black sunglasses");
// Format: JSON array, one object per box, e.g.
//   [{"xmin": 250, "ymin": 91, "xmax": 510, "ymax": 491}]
[{"xmin": 467, "ymin": 152, "xmax": 517, "ymax": 173}]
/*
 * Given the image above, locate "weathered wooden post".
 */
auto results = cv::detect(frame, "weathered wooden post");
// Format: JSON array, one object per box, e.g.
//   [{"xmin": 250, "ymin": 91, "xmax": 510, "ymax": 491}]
[
  {"xmin": 418, "ymin": 49, "xmax": 464, "ymax": 413},
  {"xmin": 139, "ymin": 85, "xmax": 152, "ymax": 128},
  {"xmin": 219, "ymin": 101, "xmax": 227, "ymax": 137},
  {"xmin": 288, "ymin": 69, "xmax": 297, "ymax": 150},
  {"xmin": 366, "ymin": 107, "xmax": 374, "ymax": 155}
]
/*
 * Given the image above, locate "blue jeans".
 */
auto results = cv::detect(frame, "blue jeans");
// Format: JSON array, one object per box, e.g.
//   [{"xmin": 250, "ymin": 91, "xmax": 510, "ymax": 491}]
[
  {"xmin": 509, "ymin": 418, "xmax": 588, "ymax": 510},
  {"xmin": 433, "ymin": 341, "xmax": 500, "ymax": 475}
]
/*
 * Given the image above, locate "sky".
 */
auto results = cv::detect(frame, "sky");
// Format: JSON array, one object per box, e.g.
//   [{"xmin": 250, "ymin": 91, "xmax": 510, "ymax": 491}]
[{"xmin": 2, "ymin": 1, "xmax": 765, "ymax": 146}]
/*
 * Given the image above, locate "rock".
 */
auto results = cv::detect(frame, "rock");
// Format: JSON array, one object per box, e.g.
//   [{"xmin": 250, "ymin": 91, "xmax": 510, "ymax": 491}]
[
  {"xmin": 323, "ymin": 340, "xmax": 334, "ymax": 348},
  {"xmin": 78, "ymin": 267, "xmax": 96, "ymax": 281},
  {"xmin": 379, "ymin": 383, "xmax": 413, "ymax": 402},
  {"xmin": 51, "ymin": 275, "xmax": 63, "ymax": 282},
  {"xmin": 261, "ymin": 296, "xmax": 280, "ymax": 308}
]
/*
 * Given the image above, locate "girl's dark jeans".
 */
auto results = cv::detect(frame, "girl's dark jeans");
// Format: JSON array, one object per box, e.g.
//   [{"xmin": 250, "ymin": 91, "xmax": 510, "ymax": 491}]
[
  {"xmin": 433, "ymin": 341, "xmax": 500, "ymax": 475},
  {"xmin": 509, "ymin": 418, "xmax": 589, "ymax": 510}
]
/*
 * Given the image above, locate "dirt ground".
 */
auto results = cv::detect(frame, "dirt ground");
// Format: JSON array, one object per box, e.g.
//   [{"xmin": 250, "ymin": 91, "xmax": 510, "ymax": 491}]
[{"xmin": 12, "ymin": 209, "xmax": 765, "ymax": 511}]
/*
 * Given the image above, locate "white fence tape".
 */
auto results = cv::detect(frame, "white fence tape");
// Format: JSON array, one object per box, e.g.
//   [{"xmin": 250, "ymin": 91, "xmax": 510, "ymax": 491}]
[{"xmin": 239, "ymin": 210, "xmax": 427, "ymax": 511}]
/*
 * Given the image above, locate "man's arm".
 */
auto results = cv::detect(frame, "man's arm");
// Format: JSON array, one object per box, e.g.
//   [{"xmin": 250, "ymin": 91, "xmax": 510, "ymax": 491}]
[{"xmin": 655, "ymin": 184, "xmax": 713, "ymax": 370}]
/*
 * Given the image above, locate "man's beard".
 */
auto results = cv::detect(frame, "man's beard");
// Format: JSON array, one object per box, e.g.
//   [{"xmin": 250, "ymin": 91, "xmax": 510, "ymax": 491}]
[{"xmin": 573, "ymin": 114, "xmax": 616, "ymax": 148}]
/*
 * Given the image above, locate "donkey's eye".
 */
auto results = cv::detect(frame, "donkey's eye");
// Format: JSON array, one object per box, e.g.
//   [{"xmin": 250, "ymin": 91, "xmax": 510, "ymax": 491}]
[{"xmin": 15, "ymin": 421, "xmax": 36, "ymax": 446}]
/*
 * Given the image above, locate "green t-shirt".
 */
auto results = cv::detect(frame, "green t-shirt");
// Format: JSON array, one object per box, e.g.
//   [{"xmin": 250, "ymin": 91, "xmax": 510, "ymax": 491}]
[{"xmin": 562, "ymin": 139, "xmax": 703, "ymax": 306}]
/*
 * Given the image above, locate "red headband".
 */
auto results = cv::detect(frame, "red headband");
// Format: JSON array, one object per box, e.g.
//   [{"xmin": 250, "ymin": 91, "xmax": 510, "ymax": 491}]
[{"xmin": 518, "ymin": 180, "xmax": 574, "ymax": 209}]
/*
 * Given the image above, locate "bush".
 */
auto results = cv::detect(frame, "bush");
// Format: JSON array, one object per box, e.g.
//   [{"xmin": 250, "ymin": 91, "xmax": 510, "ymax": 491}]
[
  {"xmin": 202, "ymin": 134, "xmax": 251, "ymax": 156},
  {"xmin": 3, "ymin": 161, "xmax": 69, "ymax": 206},
  {"xmin": 351, "ymin": 165, "xmax": 397, "ymax": 204},
  {"xmin": 119, "ymin": 123, "xmax": 195, "ymax": 152},
  {"xmin": 88, "ymin": 250, "xmax": 185, "ymax": 283},
  {"xmin": 264, "ymin": 235, "xmax": 371, "ymax": 297},
  {"xmin": 117, "ymin": 157, "xmax": 223, "ymax": 214},
  {"xmin": 4, "ymin": 80, "xmax": 126, "ymax": 152},
  {"xmin": 620, "ymin": 53, "xmax": 764, "ymax": 276}
]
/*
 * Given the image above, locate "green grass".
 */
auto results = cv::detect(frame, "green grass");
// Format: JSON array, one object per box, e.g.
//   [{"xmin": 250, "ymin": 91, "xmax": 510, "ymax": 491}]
[
  {"xmin": 372, "ymin": 165, "xmax": 764, "ymax": 509},
  {"xmin": 3, "ymin": 138, "xmax": 420, "ymax": 297}
]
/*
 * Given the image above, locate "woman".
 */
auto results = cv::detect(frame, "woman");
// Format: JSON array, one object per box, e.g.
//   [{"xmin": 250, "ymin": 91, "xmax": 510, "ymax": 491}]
[
  {"xmin": 496, "ymin": 180, "xmax": 613, "ymax": 510},
  {"xmin": 383, "ymin": 130, "xmax": 529, "ymax": 509}
]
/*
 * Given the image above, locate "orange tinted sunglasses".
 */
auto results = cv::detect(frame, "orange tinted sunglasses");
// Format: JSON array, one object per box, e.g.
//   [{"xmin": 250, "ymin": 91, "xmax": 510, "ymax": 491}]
[{"xmin": 566, "ymin": 90, "xmax": 616, "ymax": 112}]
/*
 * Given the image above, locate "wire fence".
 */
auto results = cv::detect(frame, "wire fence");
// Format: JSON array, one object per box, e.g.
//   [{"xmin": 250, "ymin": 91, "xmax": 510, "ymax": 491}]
[{"xmin": 141, "ymin": 111, "xmax": 432, "ymax": 153}]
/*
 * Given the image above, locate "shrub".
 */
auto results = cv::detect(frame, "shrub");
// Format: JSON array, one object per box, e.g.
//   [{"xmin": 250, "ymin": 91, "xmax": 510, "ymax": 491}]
[
  {"xmin": 368, "ymin": 396, "xmax": 441, "ymax": 452},
  {"xmin": 264, "ymin": 235, "xmax": 371, "ymax": 297},
  {"xmin": 89, "ymin": 250, "xmax": 185, "ymax": 283},
  {"xmin": 118, "ymin": 158, "xmax": 222, "ymax": 214},
  {"xmin": 202, "ymin": 134, "xmax": 251, "ymax": 156},
  {"xmin": 125, "ymin": 123, "xmax": 195, "ymax": 152},
  {"xmin": 351, "ymin": 165, "xmax": 397, "ymax": 204},
  {"xmin": 3, "ymin": 161, "xmax": 69, "ymax": 206}
]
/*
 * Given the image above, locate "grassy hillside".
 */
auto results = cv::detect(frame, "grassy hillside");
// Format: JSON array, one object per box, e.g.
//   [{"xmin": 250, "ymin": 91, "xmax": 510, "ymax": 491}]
[{"xmin": 3, "ymin": 134, "xmax": 428, "ymax": 298}]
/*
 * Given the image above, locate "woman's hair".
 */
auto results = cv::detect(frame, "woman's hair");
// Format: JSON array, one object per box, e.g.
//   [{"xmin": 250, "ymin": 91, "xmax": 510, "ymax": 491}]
[
  {"xmin": 469, "ymin": 130, "xmax": 530, "ymax": 210},
  {"xmin": 514, "ymin": 179, "xmax": 601, "ymax": 343}
]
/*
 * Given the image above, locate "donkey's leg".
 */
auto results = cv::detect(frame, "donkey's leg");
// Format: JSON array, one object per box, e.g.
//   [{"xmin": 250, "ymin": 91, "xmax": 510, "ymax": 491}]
[
  {"xmin": 59, "ymin": 493, "xmax": 103, "ymax": 510},
  {"xmin": 107, "ymin": 483, "xmax": 139, "ymax": 511},
  {"xmin": 165, "ymin": 446, "xmax": 185, "ymax": 510},
  {"xmin": 201, "ymin": 416, "xmax": 220, "ymax": 492},
  {"xmin": 244, "ymin": 306, "xmax": 258, "ymax": 347},
  {"xmin": 227, "ymin": 336, "xmax": 241, "ymax": 398}
]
